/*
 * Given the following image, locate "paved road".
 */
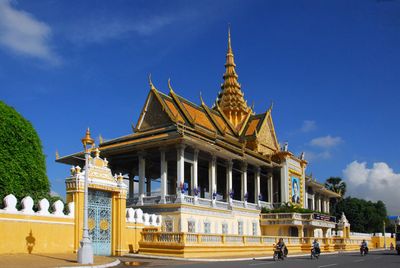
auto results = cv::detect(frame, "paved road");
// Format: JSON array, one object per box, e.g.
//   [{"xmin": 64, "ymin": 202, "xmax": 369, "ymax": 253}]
[{"xmin": 117, "ymin": 250, "xmax": 400, "ymax": 268}]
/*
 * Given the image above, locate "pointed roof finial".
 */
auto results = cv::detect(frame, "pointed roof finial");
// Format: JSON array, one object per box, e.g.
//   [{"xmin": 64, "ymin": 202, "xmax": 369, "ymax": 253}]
[
  {"xmin": 200, "ymin": 91, "xmax": 205, "ymax": 104},
  {"xmin": 215, "ymin": 25, "xmax": 251, "ymax": 128},
  {"xmin": 148, "ymin": 73, "xmax": 156, "ymax": 90},
  {"xmin": 168, "ymin": 78, "xmax": 174, "ymax": 93},
  {"xmin": 228, "ymin": 23, "xmax": 232, "ymax": 53}
]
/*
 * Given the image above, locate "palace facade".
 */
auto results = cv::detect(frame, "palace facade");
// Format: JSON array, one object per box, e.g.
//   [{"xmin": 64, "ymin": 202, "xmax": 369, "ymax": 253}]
[{"xmin": 57, "ymin": 29, "xmax": 339, "ymax": 239}]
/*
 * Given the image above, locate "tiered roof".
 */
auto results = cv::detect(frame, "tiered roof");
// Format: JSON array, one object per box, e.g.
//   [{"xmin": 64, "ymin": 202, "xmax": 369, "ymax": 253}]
[{"xmin": 57, "ymin": 28, "xmax": 282, "ymax": 167}]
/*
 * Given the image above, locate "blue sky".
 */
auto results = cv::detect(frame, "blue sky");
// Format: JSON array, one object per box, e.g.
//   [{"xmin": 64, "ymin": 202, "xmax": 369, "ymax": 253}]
[{"xmin": 1, "ymin": 0, "xmax": 399, "ymax": 214}]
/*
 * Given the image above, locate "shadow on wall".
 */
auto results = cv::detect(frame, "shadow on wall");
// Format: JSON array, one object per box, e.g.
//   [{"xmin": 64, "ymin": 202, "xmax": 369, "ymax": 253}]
[{"xmin": 26, "ymin": 230, "xmax": 36, "ymax": 254}]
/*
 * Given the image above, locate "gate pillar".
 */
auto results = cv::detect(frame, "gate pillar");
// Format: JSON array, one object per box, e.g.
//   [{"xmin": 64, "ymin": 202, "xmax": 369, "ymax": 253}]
[{"xmin": 66, "ymin": 148, "xmax": 128, "ymax": 256}]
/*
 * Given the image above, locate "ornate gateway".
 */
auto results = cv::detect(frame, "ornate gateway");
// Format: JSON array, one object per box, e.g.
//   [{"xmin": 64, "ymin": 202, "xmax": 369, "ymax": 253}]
[{"xmin": 88, "ymin": 189, "xmax": 112, "ymax": 256}]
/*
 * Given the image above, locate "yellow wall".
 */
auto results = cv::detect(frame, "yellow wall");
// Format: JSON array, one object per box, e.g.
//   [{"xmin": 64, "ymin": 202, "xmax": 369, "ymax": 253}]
[
  {"xmin": 371, "ymin": 236, "xmax": 396, "ymax": 248},
  {"xmin": 0, "ymin": 213, "xmax": 74, "ymax": 254},
  {"xmin": 124, "ymin": 223, "xmax": 145, "ymax": 253}
]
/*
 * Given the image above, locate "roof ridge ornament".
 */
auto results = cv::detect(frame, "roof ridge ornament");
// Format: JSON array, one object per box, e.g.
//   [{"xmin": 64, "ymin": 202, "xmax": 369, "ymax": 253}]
[
  {"xmin": 168, "ymin": 78, "xmax": 174, "ymax": 93},
  {"xmin": 148, "ymin": 73, "xmax": 156, "ymax": 91}
]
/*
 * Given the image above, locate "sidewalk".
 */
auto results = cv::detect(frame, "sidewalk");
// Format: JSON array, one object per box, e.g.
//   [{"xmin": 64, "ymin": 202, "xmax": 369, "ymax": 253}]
[{"xmin": 0, "ymin": 253, "xmax": 119, "ymax": 268}]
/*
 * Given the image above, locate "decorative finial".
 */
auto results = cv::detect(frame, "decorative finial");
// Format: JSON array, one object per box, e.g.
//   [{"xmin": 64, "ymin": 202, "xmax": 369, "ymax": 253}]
[
  {"xmin": 269, "ymin": 101, "xmax": 274, "ymax": 112},
  {"xmin": 55, "ymin": 150, "xmax": 59, "ymax": 160},
  {"xmin": 81, "ymin": 128, "xmax": 95, "ymax": 151},
  {"xmin": 148, "ymin": 73, "xmax": 156, "ymax": 90},
  {"xmin": 228, "ymin": 24, "xmax": 232, "ymax": 52},
  {"xmin": 99, "ymin": 134, "xmax": 104, "ymax": 144},
  {"xmin": 199, "ymin": 91, "xmax": 205, "ymax": 104},
  {"xmin": 168, "ymin": 78, "xmax": 174, "ymax": 93}
]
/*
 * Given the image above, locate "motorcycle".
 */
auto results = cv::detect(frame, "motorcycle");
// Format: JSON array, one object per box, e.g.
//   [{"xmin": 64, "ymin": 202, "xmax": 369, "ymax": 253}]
[
  {"xmin": 311, "ymin": 246, "xmax": 320, "ymax": 259},
  {"xmin": 273, "ymin": 245, "xmax": 287, "ymax": 261},
  {"xmin": 360, "ymin": 245, "xmax": 368, "ymax": 256}
]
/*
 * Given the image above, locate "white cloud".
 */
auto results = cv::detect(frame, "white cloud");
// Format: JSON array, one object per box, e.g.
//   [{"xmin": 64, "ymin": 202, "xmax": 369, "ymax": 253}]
[
  {"xmin": 50, "ymin": 190, "xmax": 61, "ymax": 197},
  {"xmin": 343, "ymin": 161, "xmax": 400, "ymax": 214},
  {"xmin": 301, "ymin": 120, "xmax": 316, "ymax": 133},
  {"xmin": 68, "ymin": 15, "xmax": 175, "ymax": 45},
  {"xmin": 304, "ymin": 150, "xmax": 331, "ymax": 161},
  {"xmin": 0, "ymin": 0, "xmax": 59, "ymax": 64},
  {"xmin": 310, "ymin": 135, "xmax": 343, "ymax": 149}
]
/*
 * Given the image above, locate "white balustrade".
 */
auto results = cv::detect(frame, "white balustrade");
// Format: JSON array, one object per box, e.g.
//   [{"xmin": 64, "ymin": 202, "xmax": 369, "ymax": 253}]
[
  {"xmin": 1, "ymin": 194, "xmax": 74, "ymax": 218},
  {"xmin": 3, "ymin": 194, "xmax": 17, "ymax": 212},
  {"xmin": 143, "ymin": 213, "xmax": 150, "ymax": 226},
  {"xmin": 150, "ymin": 214, "xmax": 157, "ymax": 226},
  {"xmin": 126, "ymin": 208, "xmax": 135, "ymax": 223},
  {"xmin": 225, "ymin": 235, "xmax": 243, "ymax": 243},
  {"xmin": 21, "ymin": 196, "xmax": 34, "ymax": 214},
  {"xmin": 52, "ymin": 200, "xmax": 64, "ymax": 216},
  {"xmin": 135, "ymin": 208, "xmax": 143, "ymax": 223},
  {"xmin": 37, "ymin": 198, "xmax": 50, "ymax": 215}
]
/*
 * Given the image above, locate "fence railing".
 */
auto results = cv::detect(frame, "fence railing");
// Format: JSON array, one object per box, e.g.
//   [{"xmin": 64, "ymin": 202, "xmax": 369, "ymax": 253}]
[
  {"xmin": 260, "ymin": 213, "xmax": 336, "ymax": 224},
  {"xmin": 140, "ymin": 230, "xmax": 370, "ymax": 247}
]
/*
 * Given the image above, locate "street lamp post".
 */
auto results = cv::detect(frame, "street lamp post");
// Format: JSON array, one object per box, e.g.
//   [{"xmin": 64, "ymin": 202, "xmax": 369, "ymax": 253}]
[
  {"xmin": 383, "ymin": 220, "xmax": 386, "ymax": 249},
  {"xmin": 77, "ymin": 128, "xmax": 95, "ymax": 264}
]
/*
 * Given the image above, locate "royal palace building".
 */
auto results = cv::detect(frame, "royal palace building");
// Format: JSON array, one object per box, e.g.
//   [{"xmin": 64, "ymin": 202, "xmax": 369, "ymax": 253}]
[{"xmin": 57, "ymin": 29, "xmax": 340, "ymax": 239}]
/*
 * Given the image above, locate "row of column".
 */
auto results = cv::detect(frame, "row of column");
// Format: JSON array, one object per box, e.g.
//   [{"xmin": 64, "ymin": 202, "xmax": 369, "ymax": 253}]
[
  {"xmin": 135, "ymin": 144, "xmax": 274, "ymax": 204},
  {"xmin": 307, "ymin": 193, "xmax": 330, "ymax": 213}
]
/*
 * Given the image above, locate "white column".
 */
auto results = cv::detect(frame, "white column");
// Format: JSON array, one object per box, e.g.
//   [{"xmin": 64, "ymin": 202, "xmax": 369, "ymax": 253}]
[
  {"xmin": 176, "ymin": 144, "xmax": 185, "ymax": 196},
  {"xmin": 311, "ymin": 193, "xmax": 315, "ymax": 210},
  {"xmin": 226, "ymin": 160, "xmax": 233, "ymax": 202},
  {"xmin": 138, "ymin": 153, "xmax": 146, "ymax": 201},
  {"xmin": 327, "ymin": 198, "xmax": 330, "ymax": 213},
  {"xmin": 280, "ymin": 159, "xmax": 289, "ymax": 203},
  {"xmin": 241, "ymin": 163, "xmax": 248, "ymax": 201},
  {"xmin": 160, "ymin": 149, "xmax": 167, "ymax": 204},
  {"xmin": 209, "ymin": 155, "xmax": 217, "ymax": 201},
  {"xmin": 268, "ymin": 172, "xmax": 273, "ymax": 204},
  {"xmin": 255, "ymin": 167, "xmax": 261, "ymax": 204},
  {"xmin": 193, "ymin": 149, "xmax": 199, "ymax": 194},
  {"xmin": 318, "ymin": 196, "xmax": 321, "ymax": 212}
]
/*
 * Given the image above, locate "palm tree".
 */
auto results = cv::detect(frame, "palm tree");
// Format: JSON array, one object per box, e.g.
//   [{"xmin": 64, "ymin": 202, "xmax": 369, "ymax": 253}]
[{"xmin": 325, "ymin": 177, "xmax": 346, "ymax": 197}]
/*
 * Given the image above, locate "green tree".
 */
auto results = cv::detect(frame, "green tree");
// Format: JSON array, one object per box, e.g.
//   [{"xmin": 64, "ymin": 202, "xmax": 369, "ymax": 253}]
[
  {"xmin": 332, "ymin": 197, "xmax": 388, "ymax": 233},
  {"xmin": 0, "ymin": 101, "xmax": 50, "ymax": 204},
  {"xmin": 325, "ymin": 177, "xmax": 347, "ymax": 197}
]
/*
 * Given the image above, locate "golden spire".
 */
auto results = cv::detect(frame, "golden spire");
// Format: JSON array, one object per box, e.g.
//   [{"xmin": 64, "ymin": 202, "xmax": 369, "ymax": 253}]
[{"xmin": 216, "ymin": 26, "xmax": 250, "ymax": 128}]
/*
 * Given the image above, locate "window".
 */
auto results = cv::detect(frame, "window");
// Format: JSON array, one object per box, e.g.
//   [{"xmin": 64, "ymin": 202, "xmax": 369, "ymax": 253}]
[
  {"xmin": 204, "ymin": 222, "xmax": 211, "ymax": 234},
  {"xmin": 252, "ymin": 222, "xmax": 258, "ymax": 236},
  {"xmin": 165, "ymin": 219, "xmax": 173, "ymax": 232},
  {"xmin": 238, "ymin": 221, "xmax": 243, "ymax": 235},
  {"xmin": 222, "ymin": 223, "xmax": 228, "ymax": 234},
  {"xmin": 188, "ymin": 220, "xmax": 196, "ymax": 233}
]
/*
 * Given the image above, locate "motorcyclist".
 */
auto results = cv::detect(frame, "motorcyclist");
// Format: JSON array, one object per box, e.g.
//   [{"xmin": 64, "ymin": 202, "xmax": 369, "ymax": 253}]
[
  {"xmin": 360, "ymin": 239, "xmax": 368, "ymax": 255},
  {"xmin": 276, "ymin": 238, "xmax": 287, "ymax": 258},
  {"xmin": 312, "ymin": 239, "xmax": 321, "ymax": 255}
]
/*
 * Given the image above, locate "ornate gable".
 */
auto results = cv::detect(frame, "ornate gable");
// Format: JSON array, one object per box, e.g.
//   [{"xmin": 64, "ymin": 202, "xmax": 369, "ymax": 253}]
[
  {"xmin": 256, "ymin": 112, "xmax": 279, "ymax": 154},
  {"xmin": 135, "ymin": 88, "xmax": 175, "ymax": 132},
  {"xmin": 241, "ymin": 108, "xmax": 279, "ymax": 155}
]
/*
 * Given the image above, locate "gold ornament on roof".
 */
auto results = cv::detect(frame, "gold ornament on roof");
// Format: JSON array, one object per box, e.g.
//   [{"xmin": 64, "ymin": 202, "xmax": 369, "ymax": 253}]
[
  {"xmin": 81, "ymin": 128, "xmax": 95, "ymax": 152},
  {"xmin": 216, "ymin": 26, "xmax": 251, "ymax": 128}
]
